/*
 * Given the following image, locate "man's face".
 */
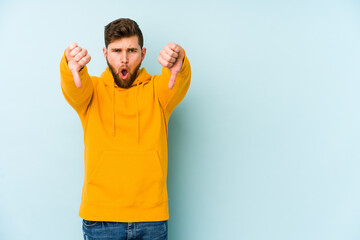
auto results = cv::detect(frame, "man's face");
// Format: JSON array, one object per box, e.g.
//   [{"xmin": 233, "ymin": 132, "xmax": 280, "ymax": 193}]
[{"xmin": 103, "ymin": 35, "xmax": 146, "ymax": 88}]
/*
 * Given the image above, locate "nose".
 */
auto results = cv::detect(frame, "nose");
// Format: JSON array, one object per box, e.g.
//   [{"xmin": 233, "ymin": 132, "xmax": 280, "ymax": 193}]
[{"xmin": 120, "ymin": 52, "xmax": 128, "ymax": 64}]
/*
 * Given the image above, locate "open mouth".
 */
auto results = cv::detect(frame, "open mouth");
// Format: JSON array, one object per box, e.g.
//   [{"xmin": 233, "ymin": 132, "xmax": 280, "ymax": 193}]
[{"xmin": 120, "ymin": 67, "xmax": 129, "ymax": 80}]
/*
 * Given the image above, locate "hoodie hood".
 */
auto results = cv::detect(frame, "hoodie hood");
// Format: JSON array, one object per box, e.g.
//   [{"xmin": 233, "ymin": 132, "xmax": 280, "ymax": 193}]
[{"xmin": 100, "ymin": 67, "xmax": 152, "ymax": 140}]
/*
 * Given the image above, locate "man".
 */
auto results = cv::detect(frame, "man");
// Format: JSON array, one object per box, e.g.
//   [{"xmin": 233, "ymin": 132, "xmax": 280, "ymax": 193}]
[{"xmin": 60, "ymin": 18, "xmax": 191, "ymax": 239}]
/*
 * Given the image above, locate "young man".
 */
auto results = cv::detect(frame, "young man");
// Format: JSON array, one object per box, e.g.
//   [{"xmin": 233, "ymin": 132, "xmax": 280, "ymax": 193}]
[{"xmin": 60, "ymin": 18, "xmax": 191, "ymax": 239}]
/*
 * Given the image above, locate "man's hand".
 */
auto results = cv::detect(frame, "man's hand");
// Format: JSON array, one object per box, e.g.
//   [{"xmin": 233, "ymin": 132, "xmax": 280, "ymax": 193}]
[
  {"xmin": 158, "ymin": 43, "xmax": 185, "ymax": 89},
  {"xmin": 65, "ymin": 42, "xmax": 91, "ymax": 88}
]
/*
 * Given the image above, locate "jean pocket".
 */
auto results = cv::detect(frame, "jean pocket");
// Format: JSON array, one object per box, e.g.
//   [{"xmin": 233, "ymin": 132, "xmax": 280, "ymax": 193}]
[
  {"xmin": 83, "ymin": 219, "xmax": 101, "ymax": 228},
  {"xmin": 140, "ymin": 221, "xmax": 168, "ymax": 236}
]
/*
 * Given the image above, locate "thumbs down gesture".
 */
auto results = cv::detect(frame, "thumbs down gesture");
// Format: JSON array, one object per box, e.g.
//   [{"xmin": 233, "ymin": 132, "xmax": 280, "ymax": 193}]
[
  {"xmin": 158, "ymin": 43, "xmax": 185, "ymax": 89},
  {"xmin": 65, "ymin": 42, "xmax": 91, "ymax": 88}
]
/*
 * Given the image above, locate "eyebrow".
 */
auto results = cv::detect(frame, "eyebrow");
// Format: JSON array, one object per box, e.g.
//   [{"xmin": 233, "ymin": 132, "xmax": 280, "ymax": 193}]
[{"xmin": 111, "ymin": 48, "xmax": 138, "ymax": 51}]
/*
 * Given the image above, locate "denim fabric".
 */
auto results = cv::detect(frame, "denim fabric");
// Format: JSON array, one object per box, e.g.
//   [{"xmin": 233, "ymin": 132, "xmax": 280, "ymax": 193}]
[{"xmin": 82, "ymin": 219, "xmax": 168, "ymax": 240}]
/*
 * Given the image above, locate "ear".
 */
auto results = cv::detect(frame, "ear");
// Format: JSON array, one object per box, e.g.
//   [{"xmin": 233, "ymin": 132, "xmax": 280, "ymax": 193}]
[
  {"xmin": 141, "ymin": 48, "xmax": 146, "ymax": 62},
  {"xmin": 103, "ymin": 47, "xmax": 107, "ymax": 59}
]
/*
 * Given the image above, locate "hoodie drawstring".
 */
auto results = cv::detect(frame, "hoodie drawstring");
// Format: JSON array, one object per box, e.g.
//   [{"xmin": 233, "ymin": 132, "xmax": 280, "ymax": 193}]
[
  {"xmin": 136, "ymin": 81, "xmax": 140, "ymax": 143},
  {"xmin": 112, "ymin": 83, "xmax": 115, "ymax": 136},
  {"xmin": 106, "ymin": 67, "xmax": 148, "ymax": 140},
  {"xmin": 111, "ymin": 82, "xmax": 140, "ymax": 141}
]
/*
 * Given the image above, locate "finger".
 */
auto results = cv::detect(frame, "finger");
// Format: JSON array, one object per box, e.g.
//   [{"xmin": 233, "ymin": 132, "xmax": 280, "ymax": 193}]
[
  {"xmin": 159, "ymin": 50, "xmax": 177, "ymax": 63},
  {"xmin": 158, "ymin": 56, "xmax": 174, "ymax": 68},
  {"xmin": 163, "ymin": 47, "xmax": 179, "ymax": 59},
  {"xmin": 74, "ymin": 49, "xmax": 88, "ymax": 62},
  {"xmin": 168, "ymin": 57, "xmax": 177, "ymax": 63},
  {"xmin": 169, "ymin": 43, "xmax": 181, "ymax": 53},
  {"xmin": 70, "ymin": 46, "xmax": 82, "ymax": 57},
  {"xmin": 69, "ymin": 42, "xmax": 78, "ymax": 51},
  {"xmin": 66, "ymin": 43, "xmax": 77, "ymax": 61},
  {"xmin": 65, "ymin": 47, "xmax": 71, "ymax": 58},
  {"xmin": 71, "ymin": 70, "xmax": 82, "ymax": 88},
  {"xmin": 168, "ymin": 74, "xmax": 176, "ymax": 89},
  {"xmin": 78, "ymin": 54, "xmax": 91, "ymax": 66}
]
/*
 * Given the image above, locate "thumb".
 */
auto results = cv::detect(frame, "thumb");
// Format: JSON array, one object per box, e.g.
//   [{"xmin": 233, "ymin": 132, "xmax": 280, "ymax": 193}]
[
  {"xmin": 168, "ymin": 73, "xmax": 177, "ymax": 89},
  {"xmin": 71, "ymin": 70, "xmax": 82, "ymax": 88}
]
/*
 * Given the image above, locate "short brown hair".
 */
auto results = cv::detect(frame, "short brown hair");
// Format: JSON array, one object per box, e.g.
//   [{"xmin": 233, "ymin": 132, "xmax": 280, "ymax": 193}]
[{"xmin": 104, "ymin": 18, "xmax": 143, "ymax": 49}]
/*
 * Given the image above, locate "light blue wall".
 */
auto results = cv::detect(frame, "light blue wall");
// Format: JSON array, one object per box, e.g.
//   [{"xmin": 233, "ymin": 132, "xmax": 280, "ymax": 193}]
[{"xmin": 1, "ymin": 0, "xmax": 360, "ymax": 239}]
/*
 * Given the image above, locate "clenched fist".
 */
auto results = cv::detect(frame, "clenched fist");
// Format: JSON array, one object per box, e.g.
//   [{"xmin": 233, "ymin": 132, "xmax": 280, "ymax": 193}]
[
  {"xmin": 158, "ymin": 43, "xmax": 185, "ymax": 89},
  {"xmin": 65, "ymin": 42, "xmax": 91, "ymax": 88}
]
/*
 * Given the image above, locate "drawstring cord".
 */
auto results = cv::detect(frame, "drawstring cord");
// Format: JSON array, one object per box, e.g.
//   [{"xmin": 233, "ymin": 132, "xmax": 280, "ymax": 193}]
[
  {"xmin": 136, "ymin": 81, "xmax": 140, "ymax": 143},
  {"xmin": 112, "ymin": 83, "xmax": 115, "ymax": 136},
  {"xmin": 110, "ymin": 69, "xmax": 142, "ymax": 141}
]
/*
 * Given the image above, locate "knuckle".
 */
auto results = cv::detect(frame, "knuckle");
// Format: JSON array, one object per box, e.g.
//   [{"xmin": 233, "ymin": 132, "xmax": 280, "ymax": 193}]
[
  {"xmin": 69, "ymin": 42, "xmax": 77, "ymax": 50},
  {"xmin": 71, "ymin": 48, "xmax": 79, "ymax": 56}
]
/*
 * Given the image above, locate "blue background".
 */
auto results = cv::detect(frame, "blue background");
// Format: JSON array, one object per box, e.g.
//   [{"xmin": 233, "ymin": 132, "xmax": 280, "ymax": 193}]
[{"xmin": 1, "ymin": 0, "xmax": 360, "ymax": 239}]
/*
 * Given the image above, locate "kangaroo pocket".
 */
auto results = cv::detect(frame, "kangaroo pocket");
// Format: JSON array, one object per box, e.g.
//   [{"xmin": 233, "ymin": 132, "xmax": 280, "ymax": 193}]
[{"xmin": 86, "ymin": 150, "xmax": 166, "ymax": 208}]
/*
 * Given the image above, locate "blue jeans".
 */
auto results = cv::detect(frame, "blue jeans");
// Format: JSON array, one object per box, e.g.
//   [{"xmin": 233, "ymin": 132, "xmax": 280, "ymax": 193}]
[{"xmin": 82, "ymin": 219, "xmax": 168, "ymax": 240}]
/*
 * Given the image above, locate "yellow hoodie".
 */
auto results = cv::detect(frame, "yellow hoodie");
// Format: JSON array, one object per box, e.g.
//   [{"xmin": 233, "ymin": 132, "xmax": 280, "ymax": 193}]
[{"xmin": 60, "ymin": 51, "xmax": 191, "ymax": 222}]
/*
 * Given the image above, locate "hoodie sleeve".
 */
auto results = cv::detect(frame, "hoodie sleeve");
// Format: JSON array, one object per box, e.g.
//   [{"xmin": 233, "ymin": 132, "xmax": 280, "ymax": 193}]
[
  {"xmin": 154, "ymin": 51, "xmax": 191, "ymax": 119},
  {"xmin": 60, "ymin": 51, "xmax": 94, "ymax": 116}
]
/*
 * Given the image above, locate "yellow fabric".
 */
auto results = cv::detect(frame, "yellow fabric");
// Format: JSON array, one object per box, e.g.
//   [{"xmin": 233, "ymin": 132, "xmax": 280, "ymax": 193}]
[{"xmin": 60, "ymin": 51, "xmax": 191, "ymax": 222}]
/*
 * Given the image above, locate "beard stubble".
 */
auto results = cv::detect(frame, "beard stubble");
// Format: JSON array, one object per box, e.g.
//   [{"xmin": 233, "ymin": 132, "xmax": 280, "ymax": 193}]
[{"xmin": 107, "ymin": 59, "xmax": 142, "ymax": 89}]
